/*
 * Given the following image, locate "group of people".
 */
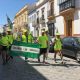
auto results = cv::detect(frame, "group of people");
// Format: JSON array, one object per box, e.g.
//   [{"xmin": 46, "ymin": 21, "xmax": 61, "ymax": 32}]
[
  {"xmin": 0, "ymin": 28, "xmax": 33, "ymax": 65},
  {"xmin": 0, "ymin": 29, "xmax": 13, "ymax": 65},
  {"xmin": 37, "ymin": 31, "xmax": 64, "ymax": 64},
  {"xmin": 0, "ymin": 27, "xmax": 64, "ymax": 65}
]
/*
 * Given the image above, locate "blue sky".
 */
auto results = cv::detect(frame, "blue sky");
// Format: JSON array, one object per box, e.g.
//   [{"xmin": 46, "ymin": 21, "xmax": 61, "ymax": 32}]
[{"xmin": 0, "ymin": 0, "xmax": 36, "ymax": 26}]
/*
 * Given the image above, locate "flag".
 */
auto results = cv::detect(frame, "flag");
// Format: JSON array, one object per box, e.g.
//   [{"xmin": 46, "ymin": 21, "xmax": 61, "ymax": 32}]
[
  {"xmin": 6, "ymin": 15, "xmax": 13, "ymax": 29},
  {"xmin": 10, "ymin": 40, "xmax": 40, "ymax": 58}
]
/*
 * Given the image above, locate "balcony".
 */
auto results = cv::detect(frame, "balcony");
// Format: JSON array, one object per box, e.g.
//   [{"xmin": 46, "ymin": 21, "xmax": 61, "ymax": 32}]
[
  {"xmin": 37, "ymin": 17, "xmax": 39, "ymax": 24},
  {"xmin": 59, "ymin": 0, "xmax": 75, "ymax": 13},
  {"xmin": 39, "ymin": 15, "xmax": 45, "ymax": 24},
  {"xmin": 32, "ymin": 20, "xmax": 37, "ymax": 27},
  {"xmin": 47, "ymin": 10, "xmax": 55, "ymax": 20}
]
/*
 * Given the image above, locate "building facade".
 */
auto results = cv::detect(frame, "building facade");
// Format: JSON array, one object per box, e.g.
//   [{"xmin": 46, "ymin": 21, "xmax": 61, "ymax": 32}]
[
  {"xmin": 54, "ymin": 0, "xmax": 80, "ymax": 37},
  {"xmin": 14, "ymin": 5, "xmax": 28, "ymax": 31},
  {"xmin": 28, "ymin": 4, "xmax": 37, "ymax": 37},
  {"xmin": 47, "ymin": 0, "xmax": 55, "ymax": 37},
  {"xmin": 36, "ymin": 0, "xmax": 49, "ymax": 36}
]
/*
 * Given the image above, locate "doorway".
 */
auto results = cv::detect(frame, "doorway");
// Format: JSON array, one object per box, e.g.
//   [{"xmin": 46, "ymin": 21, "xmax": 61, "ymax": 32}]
[{"xmin": 66, "ymin": 19, "xmax": 72, "ymax": 36}]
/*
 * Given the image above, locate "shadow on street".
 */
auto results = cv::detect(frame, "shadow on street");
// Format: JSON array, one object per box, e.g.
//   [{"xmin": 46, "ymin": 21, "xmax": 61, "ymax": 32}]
[{"xmin": 0, "ymin": 56, "xmax": 47, "ymax": 80}]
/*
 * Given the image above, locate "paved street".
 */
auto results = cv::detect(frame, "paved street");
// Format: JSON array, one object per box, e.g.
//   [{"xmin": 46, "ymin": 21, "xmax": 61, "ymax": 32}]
[{"xmin": 0, "ymin": 53, "xmax": 80, "ymax": 80}]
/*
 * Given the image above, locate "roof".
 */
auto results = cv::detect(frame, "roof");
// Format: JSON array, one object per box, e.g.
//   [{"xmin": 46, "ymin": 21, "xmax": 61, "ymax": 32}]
[{"xmin": 28, "ymin": 3, "xmax": 36, "ymax": 15}]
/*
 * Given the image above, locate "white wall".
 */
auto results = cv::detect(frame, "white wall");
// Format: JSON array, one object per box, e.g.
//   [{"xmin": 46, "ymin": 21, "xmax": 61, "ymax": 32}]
[
  {"xmin": 55, "ymin": 16, "xmax": 64, "ymax": 35},
  {"xmin": 36, "ymin": 2, "xmax": 49, "ymax": 36},
  {"xmin": 0, "ymin": 27, "xmax": 3, "ymax": 33},
  {"xmin": 74, "ymin": 10, "xmax": 80, "ymax": 34},
  {"xmin": 28, "ymin": 11, "xmax": 37, "ymax": 37},
  {"xmin": 54, "ymin": 0, "xmax": 59, "ymax": 16}
]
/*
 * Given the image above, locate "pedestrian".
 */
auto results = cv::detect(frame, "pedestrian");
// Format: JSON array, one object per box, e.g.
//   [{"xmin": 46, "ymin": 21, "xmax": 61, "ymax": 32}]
[
  {"xmin": 13, "ymin": 28, "xmax": 18, "ymax": 40},
  {"xmin": 1, "ymin": 32, "xmax": 9, "ymax": 65},
  {"xmin": 21, "ymin": 29, "xmax": 28, "ymax": 61},
  {"xmin": 54, "ymin": 32, "xmax": 64, "ymax": 64},
  {"xmin": 38, "ymin": 31, "xmax": 48, "ymax": 64},
  {"xmin": 0, "ymin": 33, "xmax": 2, "ymax": 55},
  {"xmin": 28, "ymin": 32, "xmax": 33, "ymax": 43},
  {"xmin": 22, "ymin": 30, "xmax": 27, "ymax": 42},
  {"xmin": 44, "ymin": 30, "xmax": 52, "ymax": 59},
  {"xmin": 17, "ymin": 28, "xmax": 22, "ymax": 41},
  {"xmin": 7, "ymin": 29, "xmax": 13, "ymax": 59}
]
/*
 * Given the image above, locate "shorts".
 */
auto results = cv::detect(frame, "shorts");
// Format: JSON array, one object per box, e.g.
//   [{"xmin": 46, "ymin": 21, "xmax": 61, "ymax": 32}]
[
  {"xmin": 0, "ymin": 45, "xmax": 3, "ymax": 50},
  {"xmin": 2, "ymin": 46, "xmax": 8, "ymax": 51},
  {"xmin": 40, "ymin": 48, "xmax": 47, "ymax": 54}
]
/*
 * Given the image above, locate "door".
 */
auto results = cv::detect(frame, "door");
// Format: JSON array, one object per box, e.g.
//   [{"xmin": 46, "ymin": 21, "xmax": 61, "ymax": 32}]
[
  {"xmin": 66, "ymin": 19, "xmax": 72, "ymax": 36},
  {"xmin": 48, "ymin": 23, "xmax": 55, "ymax": 36}
]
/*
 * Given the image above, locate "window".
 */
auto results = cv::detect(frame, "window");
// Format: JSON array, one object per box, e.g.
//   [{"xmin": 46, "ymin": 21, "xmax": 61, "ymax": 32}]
[
  {"xmin": 41, "ymin": 8, "xmax": 45, "ymax": 20},
  {"xmin": 48, "ymin": 23, "xmax": 55, "ymax": 36},
  {"xmin": 59, "ymin": 0, "xmax": 75, "ymax": 11},
  {"xmin": 50, "ymin": 2, "xmax": 54, "ymax": 15},
  {"xmin": 37, "ymin": 11, "xmax": 39, "ymax": 17},
  {"xmin": 62, "ymin": 38, "xmax": 71, "ymax": 44},
  {"xmin": 63, "ymin": 37, "xmax": 74, "ymax": 44}
]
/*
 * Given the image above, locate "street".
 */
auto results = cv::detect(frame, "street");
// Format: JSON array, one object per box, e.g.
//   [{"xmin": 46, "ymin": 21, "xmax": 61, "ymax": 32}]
[{"xmin": 0, "ymin": 53, "xmax": 80, "ymax": 80}]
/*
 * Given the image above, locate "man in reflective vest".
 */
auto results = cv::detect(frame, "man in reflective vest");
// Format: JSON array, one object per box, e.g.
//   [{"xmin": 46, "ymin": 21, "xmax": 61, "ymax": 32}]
[
  {"xmin": 28, "ymin": 32, "xmax": 33, "ymax": 43},
  {"xmin": 6, "ymin": 29, "xmax": 13, "ymax": 59},
  {"xmin": 1, "ymin": 32, "xmax": 9, "ymax": 65},
  {"xmin": 21, "ymin": 29, "xmax": 28, "ymax": 61},
  {"xmin": 38, "ymin": 31, "xmax": 48, "ymax": 64}
]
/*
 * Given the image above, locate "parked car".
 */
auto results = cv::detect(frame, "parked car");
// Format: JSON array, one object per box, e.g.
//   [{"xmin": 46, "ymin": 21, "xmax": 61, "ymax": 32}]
[{"xmin": 62, "ymin": 37, "xmax": 80, "ymax": 62}]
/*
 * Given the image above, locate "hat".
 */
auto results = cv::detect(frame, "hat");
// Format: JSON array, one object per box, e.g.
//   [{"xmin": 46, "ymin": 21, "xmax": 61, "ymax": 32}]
[
  {"xmin": 56, "ymin": 32, "xmax": 60, "ymax": 35},
  {"xmin": 22, "ymin": 29, "xmax": 27, "ymax": 33},
  {"xmin": 41, "ymin": 31, "xmax": 45, "ymax": 33}
]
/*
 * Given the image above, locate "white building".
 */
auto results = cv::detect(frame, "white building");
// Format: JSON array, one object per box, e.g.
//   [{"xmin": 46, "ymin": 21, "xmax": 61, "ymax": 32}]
[
  {"xmin": 28, "ymin": 4, "xmax": 37, "ymax": 37},
  {"xmin": 0, "ymin": 27, "xmax": 3, "ymax": 33},
  {"xmin": 36, "ymin": 0, "xmax": 49, "ymax": 36},
  {"xmin": 54, "ymin": 0, "xmax": 80, "ymax": 37}
]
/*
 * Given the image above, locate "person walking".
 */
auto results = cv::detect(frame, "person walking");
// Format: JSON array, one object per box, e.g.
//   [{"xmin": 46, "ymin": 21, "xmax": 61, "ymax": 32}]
[
  {"xmin": 13, "ymin": 28, "xmax": 18, "ymax": 40},
  {"xmin": 28, "ymin": 32, "xmax": 33, "ymax": 43},
  {"xmin": 38, "ymin": 31, "xmax": 48, "ymax": 64},
  {"xmin": 1, "ymin": 32, "xmax": 9, "ymax": 65},
  {"xmin": 17, "ymin": 28, "xmax": 22, "ymax": 41},
  {"xmin": 54, "ymin": 32, "xmax": 64, "ymax": 64},
  {"xmin": 7, "ymin": 29, "xmax": 13, "ymax": 59},
  {"xmin": 0, "ymin": 33, "xmax": 2, "ymax": 55},
  {"xmin": 44, "ymin": 30, "xmax": 52, "ymax": 59},
  {"xmin": 21, "ymin": 29, "xmax": 28, "ymax": 61}
]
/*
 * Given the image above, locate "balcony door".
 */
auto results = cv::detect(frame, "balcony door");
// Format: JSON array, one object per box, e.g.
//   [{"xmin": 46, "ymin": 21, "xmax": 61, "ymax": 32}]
[
  {"xmin": 48, "ymin": 23, "xmax": 55, "ymax": 37},
  {"xmin": 66, "ymin": 19, "xmax": 72, "ymax": 36}
]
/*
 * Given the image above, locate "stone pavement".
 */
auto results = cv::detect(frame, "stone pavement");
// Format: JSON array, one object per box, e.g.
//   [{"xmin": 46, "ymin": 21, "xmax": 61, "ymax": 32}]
[{"xmin": 0, "ymin": 53, "xmax": 80, "ymax": 80}]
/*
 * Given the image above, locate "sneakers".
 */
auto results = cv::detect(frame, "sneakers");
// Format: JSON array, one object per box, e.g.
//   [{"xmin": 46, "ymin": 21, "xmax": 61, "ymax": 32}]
[{"xmin": 43, "ymin": 61, "xmax": 48, "ymax": 64}]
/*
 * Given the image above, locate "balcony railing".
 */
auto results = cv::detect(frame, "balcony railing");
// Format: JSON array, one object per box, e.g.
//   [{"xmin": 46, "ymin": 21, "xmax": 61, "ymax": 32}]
[
  {"xmin": 59, "ymin": 0, "xmax": 75, "ymax": 12},
  {"xmin": 39, "ymin": 16, "xmax": 45, "ymax": 24},
  {"xmin": 32, "ymin": 20, "xmax": 37, "ymax": 27}
]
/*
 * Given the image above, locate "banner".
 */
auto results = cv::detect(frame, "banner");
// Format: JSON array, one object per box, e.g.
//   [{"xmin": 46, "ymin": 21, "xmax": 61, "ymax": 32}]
[{"xmin": 9, "ymin": 40, "xmax": 40, "ymax": 58}]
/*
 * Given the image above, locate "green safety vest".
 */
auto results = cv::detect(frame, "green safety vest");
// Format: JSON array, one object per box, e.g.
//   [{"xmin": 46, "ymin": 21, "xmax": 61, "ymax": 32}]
[
  {"xmin": 28, "ymin": 34, "xmax": 33, "ymax": 43},
  {"xmin": 1, "ymin": 36, "xmax": 9, "ymax": 47},
  {"xmin": 7, "ymin": 34, "xmax": 13, "ymax": 45},
  {"xmin": 22, "ymin": 35, "xmax": 27, "ymax": 42}
]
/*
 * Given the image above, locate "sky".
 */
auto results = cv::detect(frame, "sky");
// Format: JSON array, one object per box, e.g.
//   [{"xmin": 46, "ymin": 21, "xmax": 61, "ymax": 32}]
[{"xmin": 0, "ymin": 0, "xmax": 36, "ymax": 26}]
